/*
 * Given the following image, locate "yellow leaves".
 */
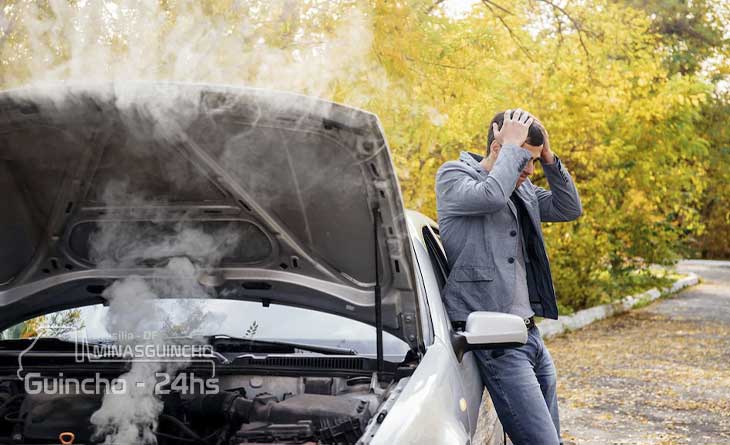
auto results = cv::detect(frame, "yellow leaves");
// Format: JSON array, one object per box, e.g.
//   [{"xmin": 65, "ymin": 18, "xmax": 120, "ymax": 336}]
[
  {"xmin": 1, "ymin": 0, "xmax": 724, "ymax": 303},
  {"xmin": 549, "ymin": 305, "xmax": 730, "ymax": 442},
  {"xmin": 624, "ymin": 190, "xmax": 656, "ymax": 216},
  {"xmin": 19, "ymin": 316, "xmax": 44, "ymax": 339}
]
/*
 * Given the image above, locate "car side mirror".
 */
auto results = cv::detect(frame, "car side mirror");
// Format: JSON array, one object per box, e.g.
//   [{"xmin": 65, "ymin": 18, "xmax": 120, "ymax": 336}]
[{"xmin": 451, "ymin": 312, "xmax": 528, "ymax": 362}]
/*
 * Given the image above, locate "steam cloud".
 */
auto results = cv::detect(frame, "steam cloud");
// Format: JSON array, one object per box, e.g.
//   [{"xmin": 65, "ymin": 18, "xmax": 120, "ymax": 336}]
[
  {"xmin": 90, "ymin": 257, "xmax": 225, "ymax": 444},
  {"xmin": 89, "ymin": 239, "xmax": 233, "ymax": 444},
  {"xmin": 2, "ymin": 1, "xmax": 385, "ymax": 104},
  {"xmin": 83, "ymin": 98, "xmax": 246, "ymax": 443},
  {"xmin": 3, "ymin": 2, "xmax": 388, "ymax": 443}
]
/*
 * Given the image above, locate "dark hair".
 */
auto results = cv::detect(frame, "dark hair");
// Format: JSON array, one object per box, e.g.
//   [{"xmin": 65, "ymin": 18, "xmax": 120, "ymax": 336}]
[{"xmin": 486, "ymin": 111, "xmax": 545, "ymax": 155}]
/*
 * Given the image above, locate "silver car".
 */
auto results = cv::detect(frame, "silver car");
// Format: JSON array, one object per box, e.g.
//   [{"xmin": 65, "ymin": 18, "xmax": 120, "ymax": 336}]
[{"xmin": 0, "ymin": 83, "xmax": 526, "ymax": 445}]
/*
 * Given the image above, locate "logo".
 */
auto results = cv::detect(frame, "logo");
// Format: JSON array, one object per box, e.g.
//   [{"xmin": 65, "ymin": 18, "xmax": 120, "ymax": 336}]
[{"xmin": 16, "ymin": 327, "xmax": 221, "ymax": 395}]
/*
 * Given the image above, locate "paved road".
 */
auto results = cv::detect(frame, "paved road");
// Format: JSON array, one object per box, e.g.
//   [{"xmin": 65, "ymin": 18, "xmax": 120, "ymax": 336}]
[{"xmin": 549, "ymin": 260, "xmax": 730, "ymax": 444}]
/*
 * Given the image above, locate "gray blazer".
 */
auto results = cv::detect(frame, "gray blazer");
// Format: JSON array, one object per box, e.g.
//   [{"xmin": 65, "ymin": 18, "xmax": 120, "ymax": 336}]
[{"xmin": 435, "ymin": 144, "xmax": 582, "ymax": 321}]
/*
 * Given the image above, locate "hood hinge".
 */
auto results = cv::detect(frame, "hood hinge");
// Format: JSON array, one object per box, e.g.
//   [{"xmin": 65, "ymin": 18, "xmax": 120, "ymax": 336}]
[{"xmin": 399, "ymin": 312, "xmax": 418, "ymax": 346}]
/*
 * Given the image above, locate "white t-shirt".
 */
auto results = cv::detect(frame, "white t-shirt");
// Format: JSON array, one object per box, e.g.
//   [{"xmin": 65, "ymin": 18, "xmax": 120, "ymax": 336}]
[{"xmin": 509, "ymin": 197, "xmax": 535, "ymax": 320}]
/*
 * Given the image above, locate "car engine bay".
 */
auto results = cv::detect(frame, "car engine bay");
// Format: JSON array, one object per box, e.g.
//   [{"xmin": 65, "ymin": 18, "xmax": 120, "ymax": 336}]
[{"xmin": 0, "ymin": 372, "xmax": 397, "ymax": 445}]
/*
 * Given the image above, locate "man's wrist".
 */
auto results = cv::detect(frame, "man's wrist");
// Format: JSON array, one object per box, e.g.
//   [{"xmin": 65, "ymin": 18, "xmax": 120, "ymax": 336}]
[
  {"xmin": 541, "ymin": 149, "xmax": 556, "ymax": 165},
  {"xmin": 502, "ymin": 140, "xmax": 522, "ymax": 147}
]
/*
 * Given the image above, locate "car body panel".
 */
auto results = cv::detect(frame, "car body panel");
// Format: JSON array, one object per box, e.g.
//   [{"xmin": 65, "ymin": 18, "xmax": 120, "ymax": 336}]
[
  {"xmin": 364, "ymin": 210, "xmax": 500, "ymax": 445},
  {"xmin": 366, "ymin": 339, "xmax": 472, "ymax": 445}
]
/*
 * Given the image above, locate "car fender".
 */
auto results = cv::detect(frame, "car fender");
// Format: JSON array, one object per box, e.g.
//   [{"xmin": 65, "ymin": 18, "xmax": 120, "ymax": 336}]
[{"xmin": 366, "ymin": 338, "xmax": 472, "ymax": 445}]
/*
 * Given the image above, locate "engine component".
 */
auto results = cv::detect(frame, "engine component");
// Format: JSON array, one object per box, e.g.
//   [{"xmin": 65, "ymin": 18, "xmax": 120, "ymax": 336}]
[
  {"xmin": 186, "ymin": 392, "xmax": 371, "ymax": 445},
  {"xmin": 259, "ymin": 394, "xmax": 370, "ymax": 428},
  {"xmin": 19, "ymin": 394, "xmax": 101, "ymax": 444},
  {"xmin": 233, "ymin": 421, "xmax": 317, "ymax": 444},
  {"xmin": 0, "ymin": 375, "xmax": 380, "ymax": 445}
]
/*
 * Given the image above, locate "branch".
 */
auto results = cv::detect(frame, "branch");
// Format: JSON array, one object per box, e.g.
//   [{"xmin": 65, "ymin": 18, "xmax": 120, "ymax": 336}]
[
  {"xmin": 404, "ymin": 55, "xmax": 477, "ymax": 70},
  {"xmin": 424, "ymin": 0, "xmax": 447, "ymax": 15},
  {"xmin": 481, "ymin": 0, "xmax": 514, "ymax": 16},
  {"xmin": 548, "ymin": 3, "xmax": 565, "ymax": 73},
  {"xmin": 535, "ymin": 0, "xmax": 592, "ymax": 57},
  {"xmin": 481, "ymin": 0, "xmax": 534, "ymax": 62}
]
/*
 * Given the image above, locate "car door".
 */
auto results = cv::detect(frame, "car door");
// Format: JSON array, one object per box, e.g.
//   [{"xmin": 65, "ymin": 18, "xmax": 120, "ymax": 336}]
[
  {"xmin": 417, "ymin": 224, "xmax": 484, "ymax": 437},
  {"xmin": 422, "ymin": 224, "xmax": 510, "ymax": 445}
]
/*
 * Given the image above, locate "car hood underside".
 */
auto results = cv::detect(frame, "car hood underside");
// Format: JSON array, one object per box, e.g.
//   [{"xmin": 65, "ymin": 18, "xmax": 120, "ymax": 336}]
[{"xmin": 0, "ymin": 82, "xmax": 420, "ymax": 347}]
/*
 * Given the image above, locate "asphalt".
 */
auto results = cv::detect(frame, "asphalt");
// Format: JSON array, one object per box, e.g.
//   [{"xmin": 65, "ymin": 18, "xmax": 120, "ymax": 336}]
[
  {"xmin": 474, "ymin": 260, "xmax": 730, "ymax": 444},
  {"xmin": 550, "ymin": 260, "xmax": 730, "ymax": 444}
]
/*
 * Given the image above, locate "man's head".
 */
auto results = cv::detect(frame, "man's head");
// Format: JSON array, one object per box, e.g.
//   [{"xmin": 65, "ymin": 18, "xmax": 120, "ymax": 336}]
[
  {"xmin": 487, "ymin": 111, "xmax": 544, "ymax": 188},
  {"xmin": 487, "ymin": 111, "xmax": 544, "ymax": 154}
]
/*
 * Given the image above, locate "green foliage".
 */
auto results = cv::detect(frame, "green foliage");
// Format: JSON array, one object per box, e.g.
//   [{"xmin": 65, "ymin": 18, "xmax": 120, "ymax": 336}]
[
  {"xmin": 623, "ymin": 0, "xmax": 730, "ymax": 76},
  {"xmin": 692, "ymin": 92, "xmax": 730, "ymax": 258},
  {"xmin": 0, "ymin": 309, "xmax": 84, "ymax": 339},
  {"xmin": 359, "ymin": 1, "xmax": 718, "ymax": 311},
  {"xmin": 0, "ymin": 0, "xmax": 727, "ymax": 311}
]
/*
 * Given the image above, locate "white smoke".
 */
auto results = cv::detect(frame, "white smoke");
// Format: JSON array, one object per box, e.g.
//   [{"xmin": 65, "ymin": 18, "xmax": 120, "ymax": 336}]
[
  {"xmin": 2, "ymin": 0, "xmax": 386, "ymax": 104},
  {"xmin": 426, "ymin": 106, "xmax": 448, "ymax": 127},
  {"xmin": 86, "ymin": 173, "xmax": 240, "ymax": 444},
  {"xmin": 89, "ymin": 217, "xmax": 243, "ymax": 269},
  {"xmin": 90, "ymin": 257, "xmax": 223, "ymax": 445},
  {"xmin": 2, "ymin": 2, "xmax": 389, "ymax": 443},
  {"xmin": 91, "ymin": 361, "xmax": 166, "ymax": 445},
  {"xmin": 90, "ymin": 275, "xmax": 165, "ymax": 445}
]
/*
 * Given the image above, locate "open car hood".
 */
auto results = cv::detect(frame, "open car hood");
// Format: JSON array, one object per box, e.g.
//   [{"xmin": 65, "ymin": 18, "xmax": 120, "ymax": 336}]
[{"xmin": 0, "ymin": 83, "xmax": 420, "ymax": 348}]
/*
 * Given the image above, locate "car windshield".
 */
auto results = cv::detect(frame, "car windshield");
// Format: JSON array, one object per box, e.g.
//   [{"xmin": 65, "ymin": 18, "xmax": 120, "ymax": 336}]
[{"xmin": 0, "ymin": 299, "xmax": 410, "ymax": 363}]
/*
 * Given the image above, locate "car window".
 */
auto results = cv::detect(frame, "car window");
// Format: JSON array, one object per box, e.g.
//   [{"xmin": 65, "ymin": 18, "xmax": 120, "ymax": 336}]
[
  {"xmin": 0, "ymin": 300, "xmax": 410, "ymax": 362},
  {"xmin": 411, "ymin": 245, "xmax": 434, "ymax": 346},
  {"xmin": 422, "ymin": 226, "xmax": 449, "ymax": 289},
  {"xmin": 420, "ymin": 226, "xmax": 458, "ymax": 329}
]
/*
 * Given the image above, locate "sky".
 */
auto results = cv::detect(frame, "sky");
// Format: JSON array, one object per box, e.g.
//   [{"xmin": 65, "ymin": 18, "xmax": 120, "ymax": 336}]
[{"xmin": 443, "ymin": 0, "xmax": 481, "ymax": 18}]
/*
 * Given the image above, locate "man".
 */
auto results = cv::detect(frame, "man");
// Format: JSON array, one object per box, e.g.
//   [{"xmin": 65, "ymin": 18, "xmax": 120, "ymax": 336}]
[{"xmin": 435, "ymin": 109, "xmax": 582, "ymax": 444}]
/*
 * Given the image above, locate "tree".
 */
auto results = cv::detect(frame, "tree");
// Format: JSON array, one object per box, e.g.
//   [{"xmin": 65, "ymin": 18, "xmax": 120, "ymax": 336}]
[{"xmin": 0, "ymin": 0, "xmax": 726, "ymax": 310}]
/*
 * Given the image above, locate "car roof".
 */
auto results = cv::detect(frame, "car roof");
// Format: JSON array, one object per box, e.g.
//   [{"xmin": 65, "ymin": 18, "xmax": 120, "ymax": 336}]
[{"xmin": 404, "ymin": 209, "xmax": 438, "ymax": 246}]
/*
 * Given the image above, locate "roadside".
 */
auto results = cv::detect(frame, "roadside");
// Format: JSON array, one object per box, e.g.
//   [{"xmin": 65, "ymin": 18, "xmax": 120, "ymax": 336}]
[{"xmin": 551, "ymin": 260, "xmax": 730, "ymax": 444}]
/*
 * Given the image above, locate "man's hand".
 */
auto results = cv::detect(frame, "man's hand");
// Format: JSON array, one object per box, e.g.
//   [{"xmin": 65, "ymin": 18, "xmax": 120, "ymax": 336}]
[
  {"xmin": 492, "ymin": 109, "xmax": 534, "ymax": 147},
  {"xmin": 532, "ymin": 117, "xmax": 555, "ymax": 164}
]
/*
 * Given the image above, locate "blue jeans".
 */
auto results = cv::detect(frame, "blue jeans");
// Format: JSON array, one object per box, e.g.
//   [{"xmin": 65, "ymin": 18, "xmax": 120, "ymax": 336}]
[{"xmin": 474, "ymin": 326, "xmax": 562, "ymax": 445}]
